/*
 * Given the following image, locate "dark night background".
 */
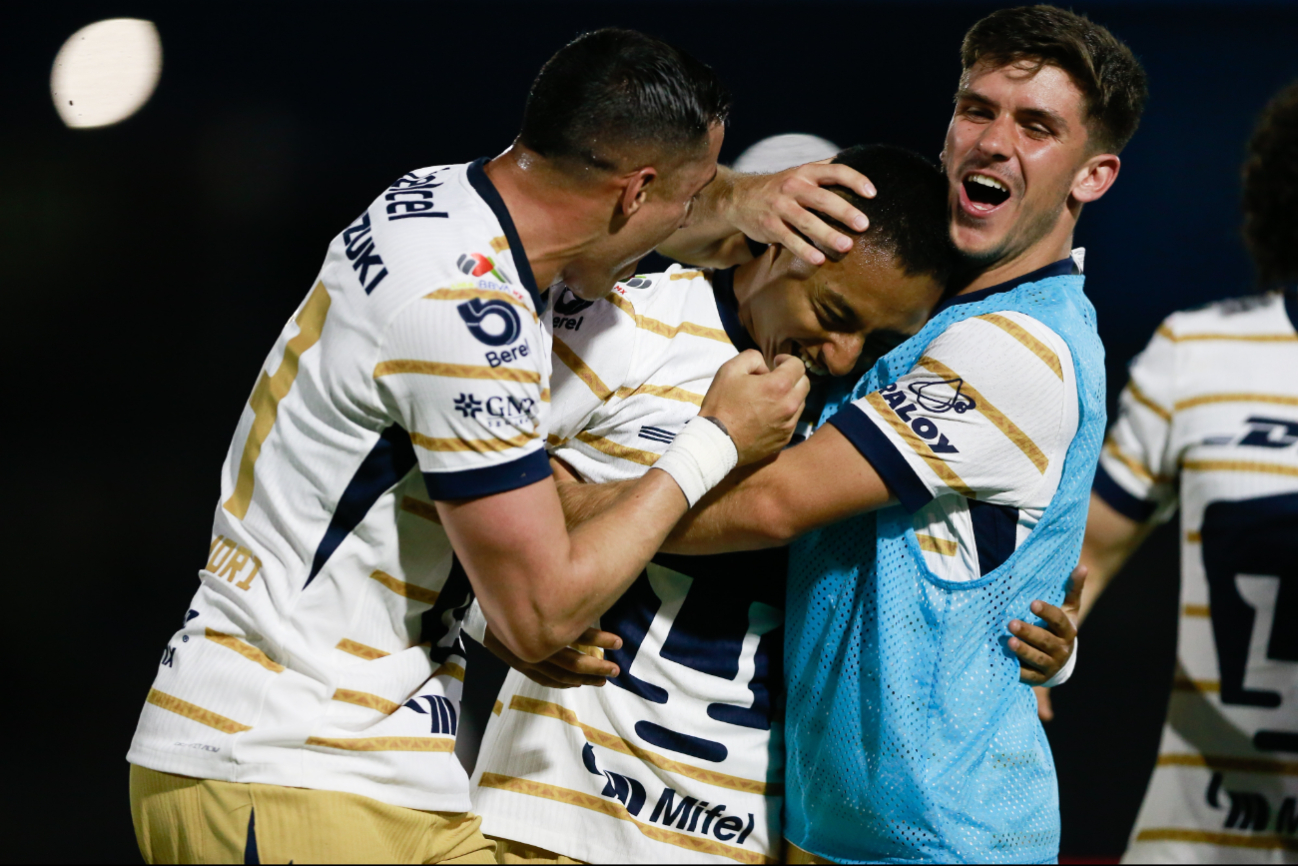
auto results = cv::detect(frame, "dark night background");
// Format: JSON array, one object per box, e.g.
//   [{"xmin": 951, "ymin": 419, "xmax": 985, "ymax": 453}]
[{"xmin": 3, "ymin": 2, "xmax": 1295, "ymax": 862}]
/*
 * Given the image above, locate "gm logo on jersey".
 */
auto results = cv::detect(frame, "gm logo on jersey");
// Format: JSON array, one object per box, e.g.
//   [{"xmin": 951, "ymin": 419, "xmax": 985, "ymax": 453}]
[{"xmin": 458, "ymin": 298, "xmax": 521, "ymax": 347}]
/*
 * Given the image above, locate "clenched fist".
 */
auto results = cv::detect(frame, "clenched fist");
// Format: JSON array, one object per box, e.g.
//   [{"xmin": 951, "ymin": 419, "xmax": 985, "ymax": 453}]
[{"xmin": 700, "ymin": 350, "xmax": 810, "ymax": 465}]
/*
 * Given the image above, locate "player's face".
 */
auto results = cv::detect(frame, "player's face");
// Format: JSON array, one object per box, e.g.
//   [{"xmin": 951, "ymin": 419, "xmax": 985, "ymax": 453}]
[
  {"xmin": 943, "ymin": 61, "xmax": 1093, "ymax": 264},
  {"xmin": 564, "ymin": 124, "xmax": 724, "ymax": 300},
  {"xmin": 741, "ymin": 245, "xmax": 942, "ymax": 378}
]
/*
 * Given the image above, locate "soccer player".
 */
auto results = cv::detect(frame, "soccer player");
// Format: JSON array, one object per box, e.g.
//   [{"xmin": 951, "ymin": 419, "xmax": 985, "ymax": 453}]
[
  {"xmin": 546, "ymin": 7, "xmax": 1146, "ymax": 862},
  {"xmin": 1065, "ymin": 80, "xmax": 1298, "ymax": 863},
  {"xmin": 468, "ymin": 144, "xmax": 962, "ymax": 865},
  {"xmin": 125, "ymin": 28, "xmax": 850, "ymax": 864}
]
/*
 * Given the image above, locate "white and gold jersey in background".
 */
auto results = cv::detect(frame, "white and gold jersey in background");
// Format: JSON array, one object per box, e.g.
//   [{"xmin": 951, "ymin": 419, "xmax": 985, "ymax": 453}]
[
  {"xmin": 128, "ymin": 160, "xmax": 554, "ymax": 813},
  {"xmin": 1096, "ymin": 289, "xmax": 1298, "ymax": 862},
  {"xmin": 470, "ymin": 266, "xmax": 786, "ymax": 865}
]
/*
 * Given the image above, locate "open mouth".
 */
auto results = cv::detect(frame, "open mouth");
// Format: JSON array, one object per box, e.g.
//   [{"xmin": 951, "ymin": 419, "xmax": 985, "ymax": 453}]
[
  {"xmin": 796, "ymin": 346, "xmax": 830, "ymax": 377},
  {"xmin": 962, "ymin": 172, "xmax": 1011, "ymax": 213}
]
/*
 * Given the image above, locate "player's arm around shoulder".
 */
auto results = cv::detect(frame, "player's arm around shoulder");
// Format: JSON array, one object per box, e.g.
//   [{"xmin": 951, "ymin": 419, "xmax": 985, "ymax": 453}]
[{"xmin": 438, "ymin": 350, "xmax": 809, "ymax": 662}]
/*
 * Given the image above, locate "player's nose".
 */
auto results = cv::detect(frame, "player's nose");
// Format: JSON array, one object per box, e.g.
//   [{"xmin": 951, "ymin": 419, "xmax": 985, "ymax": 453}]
[{"xmin": 823, "ymin": 335, "xmax": 864, "ymax": 377}]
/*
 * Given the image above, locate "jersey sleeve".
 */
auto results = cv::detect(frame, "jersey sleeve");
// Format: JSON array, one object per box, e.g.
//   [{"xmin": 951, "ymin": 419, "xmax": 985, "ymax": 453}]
[
  {"xmin": 374, "ymin": 287, "xmax": 551, "ymax": 500},
  {"xmin": 826, "ymin": 313, "xmax": 1075, "ymax": 513},
  {"xmin": 1093, "ymin": 320, "xmax": 1179, "ymax": 522}
]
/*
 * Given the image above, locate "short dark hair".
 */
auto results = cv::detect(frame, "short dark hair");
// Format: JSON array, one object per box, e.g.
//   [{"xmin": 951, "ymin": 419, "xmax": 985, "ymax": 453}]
[
  {"xmin": 961, "ymin": 5, "xmax": 1148, "ymax": 154},
  {"xmin": 815, "ymin": 144, "xmax": 958, "ymax": 289},
  {"xmin": 518, "ymin": 28, "xmax": 731, "ymax": 172},
  {"xmin": 1243, "ymin": 80, "xmax": 1298, "ymax": 288}
]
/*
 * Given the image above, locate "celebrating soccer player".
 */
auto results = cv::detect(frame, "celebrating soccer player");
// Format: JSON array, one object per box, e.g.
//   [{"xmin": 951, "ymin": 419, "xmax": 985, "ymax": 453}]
[
  {"xmin": 1061, "ymin": 79, "xmax": 1298, "ymax": 862},
  {"xmin": 123, "ymin": 27, "xmax": 887, "ymax": 864}
]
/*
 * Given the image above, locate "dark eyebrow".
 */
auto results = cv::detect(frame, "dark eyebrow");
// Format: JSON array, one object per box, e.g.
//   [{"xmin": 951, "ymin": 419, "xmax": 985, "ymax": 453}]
[
  {"xmin": 821, "ymin": 287, "xmax": 861, "ymax": 329},
  {"xmin": 1018, "ymin": 106, "xmax": 1069, "ymax": 132},
  {"xmin": 955, "ymin": 88, "xmax": 994, "ymax": 108}
]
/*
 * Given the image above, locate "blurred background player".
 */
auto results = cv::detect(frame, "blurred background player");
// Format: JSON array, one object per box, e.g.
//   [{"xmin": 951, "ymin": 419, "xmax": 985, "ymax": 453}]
[
  {"xmin": 125, "ymin": 28, "xmax": 824, "ymax": 864},
  {"xmin": 1064, "ymin": 79, "xmax": 1298, "ymax": 862},
  {"xmin": 468, "ymin": 144, "xmax": 957, "ymax": 865}
]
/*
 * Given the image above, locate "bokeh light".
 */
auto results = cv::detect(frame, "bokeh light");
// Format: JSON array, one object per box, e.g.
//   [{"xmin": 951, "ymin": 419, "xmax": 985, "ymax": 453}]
[{"xmin": 51, "ymin": 18, "xmax": 162, "ymax": 129}]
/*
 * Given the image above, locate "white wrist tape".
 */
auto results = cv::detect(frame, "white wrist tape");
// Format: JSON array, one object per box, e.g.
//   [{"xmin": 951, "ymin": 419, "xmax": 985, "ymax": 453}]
[
  {"xmin": 652, "ymin": 415, "xmax": 739, "ymax": 507},
  {"xmin": 1041, "ymin": 635, "xmax": 1078, "ymax": 688},
  {"xmin": 461, "ymin": 599, "xmax": 487, "ymax": 645}
]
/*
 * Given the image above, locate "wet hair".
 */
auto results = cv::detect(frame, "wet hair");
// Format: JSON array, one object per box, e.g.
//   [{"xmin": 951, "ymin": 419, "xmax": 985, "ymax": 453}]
[
  {"xmin": 1242, "ymin": 80, "xmax": 1298, "ymax": 287},
  {"xmin": 960, "ymin": 5, "xmax": 1148, "ymax": 154},
  {"xmin": 518, "ymin": 28, "xmax": 731, "ymax": 171},
  {"xmin": 813, "ymin": 144, "xmax": 958, "ymax": 289}
]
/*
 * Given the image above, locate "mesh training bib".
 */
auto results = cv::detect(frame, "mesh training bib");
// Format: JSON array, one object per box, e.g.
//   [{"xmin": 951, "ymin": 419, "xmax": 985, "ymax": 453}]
[{"xmin": 785, "ymin": 275, "xmax": 1105, "ymax": 863}]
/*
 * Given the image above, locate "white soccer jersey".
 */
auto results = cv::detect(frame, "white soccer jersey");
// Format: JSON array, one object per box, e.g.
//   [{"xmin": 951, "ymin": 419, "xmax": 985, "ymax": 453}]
[
  {"xmin": 1095, "ymin": 290, "xmax": 1298, "ymax": 863},
  {"xmin": 827, "ymin": 257, "xmax": 1082, "ymax": 583},
  {"xmin": 127, "ymin": 160, "xmax": 554, "ymax": 813},
  {"xmin": 470, "ymin": 266, "xmax": 787, "ymax": 865}
]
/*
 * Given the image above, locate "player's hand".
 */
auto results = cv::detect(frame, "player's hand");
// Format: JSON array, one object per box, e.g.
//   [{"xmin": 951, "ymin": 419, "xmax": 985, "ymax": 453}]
[
  {"xmin": 700, "ymin": 350, "xmax": 809, "ymax": 465},
  {"xmin": 1034, "ymin": 686, "xmax": 1055, "ymax": 722},
  {"xmin": 1009, "ymin": 565, "xmax": 1087, "ymax": 686},
  {"xmin": 724, "ymin": 160, "xmax": 876, "ymax": 266},
  {"xmin": 483, "ymin": 625, "xmax": 622, "ymax": 689}
]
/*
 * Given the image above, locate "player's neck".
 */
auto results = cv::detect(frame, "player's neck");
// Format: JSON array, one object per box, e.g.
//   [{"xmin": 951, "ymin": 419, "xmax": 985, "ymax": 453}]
[
  {"xmin": 956, "ymin": 219, "xmax": 1075, "ymax": 294},
  {"xmin": 484, "ymin": 148, "xmax": 612, "ymax": 290}
]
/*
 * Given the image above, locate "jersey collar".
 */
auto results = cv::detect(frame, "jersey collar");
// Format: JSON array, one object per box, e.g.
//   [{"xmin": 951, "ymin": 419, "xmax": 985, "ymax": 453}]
[
  {"xmin": 710, "ymin": 267, "xmax": 760, "ymax": 352},
  {"xmin": 935, "ymin": 256, "xmax": 1079, "ymax": 317},
  {"xmin": 466, "ymin": 157, "xmax": 545, "ymax": 311}
]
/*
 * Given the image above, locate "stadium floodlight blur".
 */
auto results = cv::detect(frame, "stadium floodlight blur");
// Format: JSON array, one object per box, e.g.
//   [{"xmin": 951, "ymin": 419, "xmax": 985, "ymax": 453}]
[
  {"xmin": 50, "ymin": 19, "xmax": 161, "ymax": 129},
  {"xmin": 732, "ymin": 132, "xmax": 839, "ymax": 174}
]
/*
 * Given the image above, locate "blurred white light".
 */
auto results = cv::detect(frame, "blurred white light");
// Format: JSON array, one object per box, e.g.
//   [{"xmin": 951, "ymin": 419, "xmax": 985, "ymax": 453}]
[
  {"xmin": 733, "ymin": 133, "xmax": 840, "ymax": 174},
  {"xmin": 51, "ymin": 19, "xmax": 162, "ymax": 129}
]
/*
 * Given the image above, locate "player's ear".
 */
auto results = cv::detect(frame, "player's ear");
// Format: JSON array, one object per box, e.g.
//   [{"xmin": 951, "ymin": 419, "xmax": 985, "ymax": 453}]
[
  {"xmin": 1071, "ymin": 152, "xmax": 1120, "ymax": 204},
  {"xmin": 620, "ymin": 166, "xmax": 657, "ymax": 216}
]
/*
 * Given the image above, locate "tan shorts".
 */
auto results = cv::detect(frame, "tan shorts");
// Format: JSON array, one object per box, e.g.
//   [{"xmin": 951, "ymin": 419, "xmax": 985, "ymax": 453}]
[
  {"xmin": 783, "ymin": 840, "xmax": 836, "ymax": 864},
  {"xmin": 486, "ymin": 836, "xmax": 585, "ymax": 864},
  {"xmin": 130, "ymin": 764, "xmax": 496, "ymax": 864}
]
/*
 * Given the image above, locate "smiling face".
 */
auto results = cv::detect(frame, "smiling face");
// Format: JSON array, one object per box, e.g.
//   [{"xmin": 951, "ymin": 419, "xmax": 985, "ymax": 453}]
[
  {"xmin": 943, "ymin": 60, "xmax": 1097, "ymax": 266},
  {"xmin": 738, "ymin": 243, "xmax": 944, "ymax": 378}
]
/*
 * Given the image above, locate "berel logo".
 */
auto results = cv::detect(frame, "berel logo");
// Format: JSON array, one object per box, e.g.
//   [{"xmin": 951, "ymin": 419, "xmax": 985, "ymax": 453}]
[
  {"xmin": 554, "ymin": 287, "xmax": 595, "ymax": 316},
  {"xmin": 458, "ymin": 298, "xmax": 521, "ymax": 347}
]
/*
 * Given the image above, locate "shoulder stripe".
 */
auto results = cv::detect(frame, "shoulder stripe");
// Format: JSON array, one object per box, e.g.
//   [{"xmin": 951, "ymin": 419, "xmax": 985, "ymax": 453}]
[
  {"xmin": 553, "ymin": 336, "xmax": 614, "ymax": 401},
  {"xmin": 1126, "ymin": 381, "xmax": 1171, "ymax": 421},
  {"xmin": 409, "ymin": 430, "xmax": 537, "ymax": 453},
  {"xmin": 1175, "ymin": 392, "xmax": 1298, "ymax": 411},
  {"xmin": 225, "ymin": 281, "xmax": 332, "ymax": 520},
  {"xmin": 1135, "ymin": 828, "xmax": 1298, "ymax": 852},
  {"xmin": 399, "ymin": 496, "xmax": 441, "ymax": 525},
  {"xmin": 373, "ymin": 360, "xmax": 540, "ymax": 384},
  {"xmin": 605, "ymin": 293, "xmax": 730, "ymax": 344},
  {"xmin": 424, "ymin": 287, "xmax": 537, "ymax": 321},
  {"xmin": 489, "ymin": 236, "xmax": 509, "ymax": 253},
  {"xmin": 506, "ymin": 695, "xmax": 778, "ymax": 795},
  {"xmin": 478, "ymin": 774, "xmax": 773, "ymax": 864},
  {"xmin": 335, "ymin": 638, "xmax": 390, "ymax": 660},
  {"xmin": 1183, "ymin": 603, "xmax": 1209, "ymax": 616},
  {"xmin": 434, "ymin": 661, "xmax": 466, "ymax": 682},
  {"xmin": 669, "ymin": 269, "xmax": 706, "ymax": 281},
  {"xmin": 146, "ymin": 688, "xmax": 252, "ymax": 734},
  {"xmin": 916, "ymin": 533, "xmax": 958, "ymax": 556},
  {"xmin": 1182, "ymin": 459, "xmax": 1298, "ymax": 479},
  {"xmin": 369, "ymin": 569, "xmax": 439, "ymax": 606},
  {"xmin": 614, "ymin": 382, "xmax": 704, "ymax": 407},
  {"xmin": 1155, "ymin": 752, "xmax": 1298, "ymax": 776},
  {"xmin": 575, "ymin": 431, "xmax": 660, "ymax": 467},
  {"xmin": 975, "ymin": 313, "xmax": 1064, "ymax": 380},
  {"xmin": 1157, "ymin": 323, "xmax": 1297, "ymax": 343},
  {"xmin": 1103, "ymin": 439, "xmax": 1171, "ymax": 484},
  {"xmin": 331, "ymin": 688, "xmax": 401, "ymax": 715},
  {"xmin": 204, "ymin": 629, "xmax": 284, "ymax": 673},
  {"xmin": 305, "ymin": 736, "xmax": 455, "ymax": 753},
  {"xmin": 865, "ymin": 391, "xmax": 975, "ymax": 497},
  {"xmin": 918, "ymin": 355, "xmax": 1048, "ymax": 474}
]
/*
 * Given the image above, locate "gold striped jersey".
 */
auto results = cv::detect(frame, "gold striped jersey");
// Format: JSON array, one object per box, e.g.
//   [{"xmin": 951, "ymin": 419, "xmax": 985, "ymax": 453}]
[
  {"xmin": 127, "ymin": 160, "xmax": 553, "ymax": 813},
  {"xmin": 828, "ymin": 256, "xmax": 1083, "ymax": 583},
  {"xmin": 1096, "ymin": 289, "xmax": 1298, "ymax": 863},
  {"xmin": 470, "ymin": 265, "xmax": 787, "ymax": 865}
]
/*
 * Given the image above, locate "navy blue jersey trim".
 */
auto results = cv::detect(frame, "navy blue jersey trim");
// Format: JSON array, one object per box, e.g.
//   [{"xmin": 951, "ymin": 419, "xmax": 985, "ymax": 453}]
[
  {"xmin": 710, "ymin": 267, "xmax": 759, "ymax": 352},
  {"xmin": 936, "ymin": 257, "xmax": 1077, "ymax": 317},
  {"xmin": 1285, "ymin": 287, "xmax": 1297, "ymax": 335},
  {"xmin": 1093, "ymin": 463, "xmax": 1159, "ymax": 522},
  {"xmin": 466, "ymin": 158, "xmax": 544, "ymax": 312},
  {"xmin": 306, "ymin": 424, "xmax": 417, "ymax": 588},
  {"xmin": 243, "ymin": 810, "xmax": 259, "ymax": 864},
  {"xmin": 423, "ymin": 448, "xmax": 552, "ymax": 501},
  {"xmin": 968, "ymin": 499, "xmax": 1019, "ymax": 576},
  {"xmin": 827, "ymin": 403, "xmax": 933, "ymax": 512}
]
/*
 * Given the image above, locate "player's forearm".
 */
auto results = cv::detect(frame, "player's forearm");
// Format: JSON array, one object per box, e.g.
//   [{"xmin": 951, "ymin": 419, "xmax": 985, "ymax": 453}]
[
  {"xmin": 1077, "ymin": 491, "xmax": 1152, "ymax": 624},
  {"xmin": 657, "ymin": 166, "xmax": 752, "ymax": 267}
]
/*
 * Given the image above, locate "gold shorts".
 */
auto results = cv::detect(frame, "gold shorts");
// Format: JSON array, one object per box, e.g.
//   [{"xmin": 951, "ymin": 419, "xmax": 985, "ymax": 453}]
[
  {"xmin": 783, "ymin": 840, "xmax": 835, "ymax": 864},
  {"xmin": 129, "ymin": 764, "xmax": 496, "ymax": 864},
  {"xmin": 486, "ymin": 836, "xmax": 585, "ymax": 864}
]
